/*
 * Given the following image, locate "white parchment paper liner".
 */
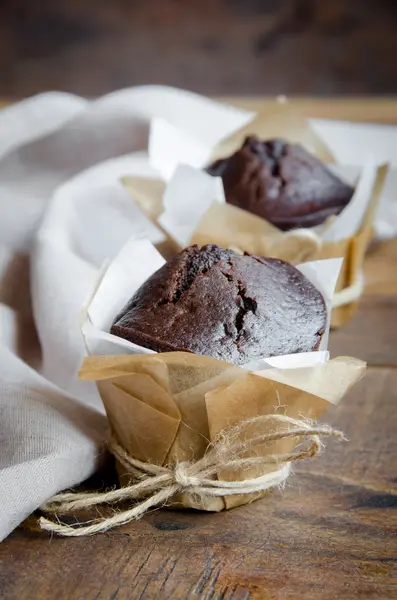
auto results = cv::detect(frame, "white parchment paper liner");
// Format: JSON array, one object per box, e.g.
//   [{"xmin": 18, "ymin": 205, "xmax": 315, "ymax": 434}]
[{"xmin": 82, "ymin": 237, "xmax": 342, "ymax": 365}]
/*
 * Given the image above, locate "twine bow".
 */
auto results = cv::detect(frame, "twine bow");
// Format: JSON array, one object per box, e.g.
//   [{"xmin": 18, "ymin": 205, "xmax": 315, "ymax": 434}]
[{"xmin": 39, "ymin": 414, "xmax": 344, "ymax": 537}]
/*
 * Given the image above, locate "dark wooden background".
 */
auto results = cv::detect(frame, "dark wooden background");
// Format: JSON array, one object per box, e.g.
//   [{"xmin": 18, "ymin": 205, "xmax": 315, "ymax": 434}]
[{"xmin": 0, "ymin": 0, "xmax": 397, "ymax": 98}]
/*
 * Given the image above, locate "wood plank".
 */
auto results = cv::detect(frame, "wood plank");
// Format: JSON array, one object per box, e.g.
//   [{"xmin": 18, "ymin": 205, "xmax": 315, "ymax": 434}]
[
  {"xmin": 330, "ymin": 294, "xmax": 397, "ymax": 367},
  {"xmin": 330, "ymin": 239, "xmax": 397, "ymax": 366},
  {"xmin": 1, "ymin": 368, "xmax": 396, "ymax": 600},
  {"xmin": 364, "ymin": 239, "xmax": 397, "ymax": 296},
  {"xmin": 221, "ymin": 97, "xmax": 397, "ymax": 123}
]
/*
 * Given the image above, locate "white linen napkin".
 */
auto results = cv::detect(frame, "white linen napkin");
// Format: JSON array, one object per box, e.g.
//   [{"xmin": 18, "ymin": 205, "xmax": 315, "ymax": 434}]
[{"xmin": 0, "ymin": 86, "xmax": 252, "ymax": 541}]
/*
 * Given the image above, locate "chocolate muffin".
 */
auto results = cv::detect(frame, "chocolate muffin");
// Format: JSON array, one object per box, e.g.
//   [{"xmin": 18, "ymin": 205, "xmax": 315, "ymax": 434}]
[
  {"xmin": 206, "ymin": 136, "xmax": 354, "ymax": 231},
  {"xmin": 111, "ymin": 244, "xmax": 326, "ymax": 365}
]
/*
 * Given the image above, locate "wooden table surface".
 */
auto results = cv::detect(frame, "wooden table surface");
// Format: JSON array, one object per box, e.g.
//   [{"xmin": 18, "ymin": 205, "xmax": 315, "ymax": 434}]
[{"xmin": 1, "ymin": 99, "xmax": 397, "ymax": 600}]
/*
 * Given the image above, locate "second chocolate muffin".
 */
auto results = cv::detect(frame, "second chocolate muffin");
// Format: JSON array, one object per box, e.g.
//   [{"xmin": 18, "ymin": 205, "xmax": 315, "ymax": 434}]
[
  {"xmin": 111, "ymin": 244, "xmax": 326, "ymax": 365},
  {"xmin": 206, "ymin": 136, "xmax": 354, "ymax": 230}
]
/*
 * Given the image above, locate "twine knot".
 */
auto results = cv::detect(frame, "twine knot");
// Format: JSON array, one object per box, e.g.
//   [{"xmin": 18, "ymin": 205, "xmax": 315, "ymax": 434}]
[
  {"xmin": 38, "ymin": 414, "xmax": 344, "ymax": 537},
  {"xmin": 173, "ymin": 462, "xmax": 198, "ymax": 488}
]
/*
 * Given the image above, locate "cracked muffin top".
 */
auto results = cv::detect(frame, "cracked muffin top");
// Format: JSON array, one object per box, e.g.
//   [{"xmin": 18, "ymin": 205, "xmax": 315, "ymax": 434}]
[
  {"xmin": 206, "ymin": 136, "xmax": 354, "ymax": 231},
  {"xmin": 111, "ymin": 244, "xmax": 326, "ymax": 365}
]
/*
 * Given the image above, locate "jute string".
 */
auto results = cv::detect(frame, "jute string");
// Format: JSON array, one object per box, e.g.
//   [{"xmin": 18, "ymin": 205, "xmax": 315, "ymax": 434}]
[
  {"xmin": 39, "ymin": 414, "xmax": 344, "ymax": 537},
  {"xmin": 332, "ymin": 271, "xmax": 364, "ymax": 308}
]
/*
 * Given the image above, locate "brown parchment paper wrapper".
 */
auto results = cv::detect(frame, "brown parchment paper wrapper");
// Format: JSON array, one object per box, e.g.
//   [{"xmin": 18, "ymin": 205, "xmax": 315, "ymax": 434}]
[
  {"xmin": 79, "ymin": 352, "xmax": 365, "ymax": 512},
  {"xmin": 191, "ymin": 202, "xmax": 322, "ymax": 264},
  {"xmin": 123, "ymin": 100, "xmax": 388, "ymax": 327}
]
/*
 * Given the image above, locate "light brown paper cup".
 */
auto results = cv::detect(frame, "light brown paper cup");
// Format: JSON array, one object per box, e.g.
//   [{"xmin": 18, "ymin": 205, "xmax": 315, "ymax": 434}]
[{"xmin": 80, "ymin": 352, "xmax": 365, "ymax": 512}]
